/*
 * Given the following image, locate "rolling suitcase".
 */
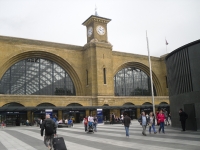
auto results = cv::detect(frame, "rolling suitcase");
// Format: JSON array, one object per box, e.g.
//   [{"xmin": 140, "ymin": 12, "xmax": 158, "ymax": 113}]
[{"xmin": 53, "ymin": 136, "xmax": 67, "ymax": 150}]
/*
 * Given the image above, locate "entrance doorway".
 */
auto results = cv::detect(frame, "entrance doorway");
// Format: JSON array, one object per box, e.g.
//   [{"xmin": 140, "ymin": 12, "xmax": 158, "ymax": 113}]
[
  {"xmin": 184, "ymin": 103, "xmax": 197, "ymax": 131},
  {"xmin": 63, "ymin": 110, "xmax": 85, "ymax": 123},
  {"xmin": 121, "ymin": 109, "xmax": 136, "ymax": 119},
  {"xmin": 0, "ymin": 112, "xmax": 27, "ymax": 126},
  {"xmin": 103, "ymin": 109, "xmax": 110, "ymax": 121}
]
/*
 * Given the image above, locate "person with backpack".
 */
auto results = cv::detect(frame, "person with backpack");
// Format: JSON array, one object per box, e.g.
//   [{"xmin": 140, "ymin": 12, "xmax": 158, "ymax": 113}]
[
  {"xmin": 41, "ymin": 114, "xmax": 56, "ymax": 150},
  {"xmin": 83, "ymin": 116, "xmax": 88, "ymax": 132}
]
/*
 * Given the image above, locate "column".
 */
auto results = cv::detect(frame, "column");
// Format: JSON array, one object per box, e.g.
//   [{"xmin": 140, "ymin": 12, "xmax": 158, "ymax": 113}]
[
  {"xmin": 137, "ymin": 108, "xmax": 140, "ymax": 119},
  {"xmin": 58, "ymin": 110, "xmax": 62, "ymax": 120},
  {"xmin": 27, "ymin": 111, "xmax": 32, "ymax": 124}
]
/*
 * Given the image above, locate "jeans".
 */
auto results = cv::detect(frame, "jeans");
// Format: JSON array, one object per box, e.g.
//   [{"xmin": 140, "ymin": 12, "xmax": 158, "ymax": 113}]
[
  {"xmin": 93, "ymin": 123, "xmax": 97, "ymax": 131},
  {"xmin": 44, "ymin": 135, "xmax": 54, "ymax": 148},
  {"xmin": 125, "ymin": 126, "xmax": 129, "ymax": 136},
  {"xmin": 142, "ymin": 125, "xmax": 147, "ymax": 134},
  {"xmin": 159, "ymin": 122, "xmax": 165, "ymax": 133},
  {"xmin": 84, "ymin": 124, "xmax": 87, "ymax": 131},
  {"xmin": 149, "ymin": 124, "xmax": 156, "ymax": 133}
]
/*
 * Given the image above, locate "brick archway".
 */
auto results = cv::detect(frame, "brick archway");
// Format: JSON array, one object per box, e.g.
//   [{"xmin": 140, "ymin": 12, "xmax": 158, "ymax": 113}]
[
  {"xmin": 0, "ymin": 51, "xmax": 83, "ymax": 96},
  {"xmin": 114, "ymin": 62, "xmax": 163, "ymax": 96}
]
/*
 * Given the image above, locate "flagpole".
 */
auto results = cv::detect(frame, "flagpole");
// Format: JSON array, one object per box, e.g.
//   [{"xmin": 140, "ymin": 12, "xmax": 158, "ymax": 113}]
[
  {"xmin": 146, "ymin": 31, "xmax": 156, "ymax": 118},
  {"xmin": 166, "ymin": 43, "xmax": 167, "ymax": 53}
]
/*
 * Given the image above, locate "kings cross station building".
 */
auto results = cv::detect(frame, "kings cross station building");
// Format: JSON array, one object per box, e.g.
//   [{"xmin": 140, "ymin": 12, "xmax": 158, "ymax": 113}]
[{"xmin": 0, "ymin": 14, "xmax": 170, "ymax": 126}]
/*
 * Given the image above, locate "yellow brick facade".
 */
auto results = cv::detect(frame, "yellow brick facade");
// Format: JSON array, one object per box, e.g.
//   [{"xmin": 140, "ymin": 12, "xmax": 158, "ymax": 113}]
[{"xmin": 0, "ymin": 15, "xmax": 169, "ymax": 123}]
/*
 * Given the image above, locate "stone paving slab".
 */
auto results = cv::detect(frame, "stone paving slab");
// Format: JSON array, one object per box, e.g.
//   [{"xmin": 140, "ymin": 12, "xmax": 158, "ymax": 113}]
[{"xmin": 0, "ymin": 120, "xmax": 199, "ymax": 150}]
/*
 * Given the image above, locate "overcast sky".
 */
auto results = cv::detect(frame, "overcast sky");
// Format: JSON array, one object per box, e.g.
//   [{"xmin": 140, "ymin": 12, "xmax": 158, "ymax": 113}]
[{"xmin": 0, "ymin": 0, "xmax": 200, "ymax": 57}]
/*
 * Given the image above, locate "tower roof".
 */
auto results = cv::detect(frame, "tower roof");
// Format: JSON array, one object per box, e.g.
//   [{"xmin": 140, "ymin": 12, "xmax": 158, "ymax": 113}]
[{"xmin": 82, "ymin": 15, "xmax": 111, "ymax": 26}]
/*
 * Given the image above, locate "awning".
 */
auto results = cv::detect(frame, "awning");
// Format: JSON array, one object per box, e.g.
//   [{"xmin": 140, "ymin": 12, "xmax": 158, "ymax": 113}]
[{"xmin": 0, "ymin": 104, "xmax": 169, "ymax": 112}]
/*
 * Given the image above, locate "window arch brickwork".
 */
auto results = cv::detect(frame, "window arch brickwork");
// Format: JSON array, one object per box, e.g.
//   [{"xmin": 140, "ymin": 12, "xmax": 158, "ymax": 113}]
[
  {"xmin": 114, "ymin": 67, "xmax": 156, "ymax": 96},
  {"xmin": 0, "ymin": 58, "xmax": 76, "ymax": 96}
]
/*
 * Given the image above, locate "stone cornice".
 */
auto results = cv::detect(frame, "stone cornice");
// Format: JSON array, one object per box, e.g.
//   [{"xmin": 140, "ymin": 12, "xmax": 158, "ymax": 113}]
[
  {"xmin": 83, "ymin": 39, "xmax": 113, "ymax": 50},
  {"xmin": 112, "ymin": 51, "xmax": 160, "ymax": 61},
  {"xmin": 0, "ymin": 35, "xmax": 83, "ymax": 51},
  {"xmin": 82, "ymin": 15, "xmax": 111, "ymax": 26}
]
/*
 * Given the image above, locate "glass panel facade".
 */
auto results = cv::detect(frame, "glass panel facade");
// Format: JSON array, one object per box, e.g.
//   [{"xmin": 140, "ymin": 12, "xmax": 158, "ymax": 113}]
[
  {"xmin": 114, "ymin": 67, "xmax": 156, "ymax": 96},
  {"xmin": 0, "ymin": 58, "xmax": 75, "ymax": 95}
]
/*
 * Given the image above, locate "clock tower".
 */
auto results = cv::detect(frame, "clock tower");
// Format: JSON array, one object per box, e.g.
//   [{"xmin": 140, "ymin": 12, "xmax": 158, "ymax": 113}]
[
  {"xmin": 82, "ymin": 15, "xmax": 111, "ymax": 43},
  {"xmin": 82, "ymin": 14, "xmax": 113, "ymax": 101}
]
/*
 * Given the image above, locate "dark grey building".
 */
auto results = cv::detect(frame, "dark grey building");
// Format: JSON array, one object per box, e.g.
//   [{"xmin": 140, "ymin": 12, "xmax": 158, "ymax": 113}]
[{"xmin": 166, "ymin": 39, "xmax": 200, "ymax": 131}]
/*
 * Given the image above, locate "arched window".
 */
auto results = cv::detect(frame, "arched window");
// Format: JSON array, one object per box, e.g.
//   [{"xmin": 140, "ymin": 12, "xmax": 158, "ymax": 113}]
[
  {"xmin": 0, "ymin": 58, "xmax": 75, "ymax": 95},
  {"xmin": 36, "ymin": 103, "xmax": 56, "ymax": 107},
  {"xmin": 114, "ymin": 67, "xmax": 156, "ymax": 96},
  {"xmin": 67, "ymin": 103, "xmax": 82, "ymax": 107},
  {"xmin": 2, "ymin": 102, "xmax": 24, "ymax": 107}
]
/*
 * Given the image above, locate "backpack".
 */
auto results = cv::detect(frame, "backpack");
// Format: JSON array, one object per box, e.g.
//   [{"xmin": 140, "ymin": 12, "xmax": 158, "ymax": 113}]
[{"xmin": 44, "ymin": 119, "xmax": 54, "ymax": 135}]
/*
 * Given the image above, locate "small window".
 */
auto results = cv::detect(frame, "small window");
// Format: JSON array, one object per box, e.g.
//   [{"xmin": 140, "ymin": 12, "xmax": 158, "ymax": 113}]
[
  {"xmin": 166, "ymin": 76, "xmax": 168, "ymax": 88},
  {"xmin": 86, "ymin": 70, "xmax": 88, "ymax": 85},
  {"xmin": 103, "ymin": 68, "xmax": 106, "ymax": 84}
]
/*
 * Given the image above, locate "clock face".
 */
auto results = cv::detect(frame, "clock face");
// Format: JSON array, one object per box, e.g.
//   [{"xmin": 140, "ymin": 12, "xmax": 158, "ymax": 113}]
[
  {"xmin": 87, "ymin": 26, "xmax": 93, "ymax": 37},
  {"xmin": 96, "ymin": 25, "xmax": 105, "ymax": 35}
]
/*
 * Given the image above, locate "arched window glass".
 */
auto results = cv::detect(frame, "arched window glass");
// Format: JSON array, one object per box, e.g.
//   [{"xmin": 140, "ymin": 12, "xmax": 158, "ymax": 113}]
[
  {"xmin": 0, "ymin": 58, "xmax": 76, "ymax": 95},
  {"xmin": 114, "ymin": 67, "xmax": 156, "ymax": 96}
]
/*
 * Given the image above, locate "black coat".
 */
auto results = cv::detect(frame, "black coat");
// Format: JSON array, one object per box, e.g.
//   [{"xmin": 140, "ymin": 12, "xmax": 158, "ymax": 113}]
[
  {"xmin": 123, "ymin": 116, "xmax": 131, "ymax": 127},
  {"xmin": 179, "ymin": 111, "xmax": 188, "ymax": 121},
  {"xmin": 138, "ymin": 115, "xmax": 148, "ymax": 125},
  {"xmin": 41, "ymin": 118, "xmax": 56, "ymax": 136}
]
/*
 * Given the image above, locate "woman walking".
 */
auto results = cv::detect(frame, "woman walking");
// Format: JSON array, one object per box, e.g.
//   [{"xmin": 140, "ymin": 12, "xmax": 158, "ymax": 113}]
[
  {"xmin": 157, "ymin": 109, "xmax": 165, "ymax": 133},
  {"xmin": 148, "ymin": 112, "xmax": 157, "ymax": 134},
  {"xmin": 83, "ymin": 116, "xmax": 88, "ymax": 132}
]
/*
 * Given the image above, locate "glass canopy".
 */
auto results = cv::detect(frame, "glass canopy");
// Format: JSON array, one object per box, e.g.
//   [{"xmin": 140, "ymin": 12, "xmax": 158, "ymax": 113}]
[
  {"xmin": 114, "ymin": 67, "xmax": 156, "ymax": 96},
  {"xmin": 0, "ymin": 58, "xmax": 75, "ymax": 95}
]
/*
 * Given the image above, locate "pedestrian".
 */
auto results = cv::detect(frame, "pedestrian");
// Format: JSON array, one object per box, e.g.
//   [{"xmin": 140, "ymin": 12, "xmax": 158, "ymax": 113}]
[
  {"xmin": 122, "ymin": 113, "xmax": 131, "ymax": 137},
  {"xmin": 164, "ymin": 110, "xmax": 170, "ymax": 125},
  {"xmin": 41, "ymin": 114, "xmax": 56, "ymax": 150},
  {"xmin": 68, "ymin": 118, "xmax": 73, "ymax": 127},
  {"xmin": 26, "ymin": 120, "xmax": 29, "ymax": 126},
  {"xmin": 1, "ymin": 121, "xmax": 5, "ymax": 129},
  {"xmin": 138, "ymin": 111, "xmax": 148, "ymax": 136},
  {"xmin": 52, "ymin": 115, "xmax": 58, "ymax": 133},
  {"xmin": 157, "ymin": 109, "xmax": 165, "ymax": 133},
  {"xmin": 179, "ymin": 108, "xmax": 188, "ymax": 131},
  {"xmin": 156, "ymin": 110, "xmax": 160, "ymax": 126},
  {"xmin": 83, "ymin": 116, "xmax": 88, "ymax": 132},
  {"xmin": 111, "ymin": 113, "xmax": 115, "ymax": 124},
  {"xmin": 93, "ymin": 116, "xmax": 98, "ymax": 132},
  {"xmin": 148, "ymin": 112, "xmax": 157, "ymax": 134},
  {"xmin": 40, "ymin": 118, "xmax": 43, "ymax": 128}
]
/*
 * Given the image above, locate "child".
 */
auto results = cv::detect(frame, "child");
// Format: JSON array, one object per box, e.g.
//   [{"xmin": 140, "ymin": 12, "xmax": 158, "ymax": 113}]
[{"xmin": 1, "ymin": 121, "xmax": 5, "ymax": 129}]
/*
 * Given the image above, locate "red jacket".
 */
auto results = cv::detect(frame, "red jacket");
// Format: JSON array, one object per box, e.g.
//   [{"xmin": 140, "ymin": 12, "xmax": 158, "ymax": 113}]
[
  {"xmin": 157, "ymin": 113, "xmax": 165, "ymax": 122},
  {"xmin": 83, "ymin": 118, "xmax": 88, "ymax": 125}
]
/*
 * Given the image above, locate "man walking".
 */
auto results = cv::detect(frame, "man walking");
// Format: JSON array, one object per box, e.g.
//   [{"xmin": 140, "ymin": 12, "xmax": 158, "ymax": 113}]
[
  {"xmin": 122, "ymin": 113, "xmax": 131, "ymax": 137},
  {"xmin": 179, "ymin": 108, "xmax": 188, "ymax": 131},
  {"xmin": 138, "ymin": 111, "xmax": 148, "ymax": 136},
  {"xmin": 41, "ymin": 114, "xmax": 56, "ymax": 150}
]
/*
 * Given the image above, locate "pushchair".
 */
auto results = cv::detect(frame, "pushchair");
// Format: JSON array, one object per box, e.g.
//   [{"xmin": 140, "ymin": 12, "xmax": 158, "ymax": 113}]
[{"xmin": 87, "ymin": 122, "xmax": 94, "ymax": 133}]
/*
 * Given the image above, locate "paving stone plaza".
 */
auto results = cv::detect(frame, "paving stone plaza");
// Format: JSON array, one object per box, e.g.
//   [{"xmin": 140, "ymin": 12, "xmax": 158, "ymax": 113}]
[{"xmin": 0, "ymin": 120, "xmax": 199, "ymax": 150}]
